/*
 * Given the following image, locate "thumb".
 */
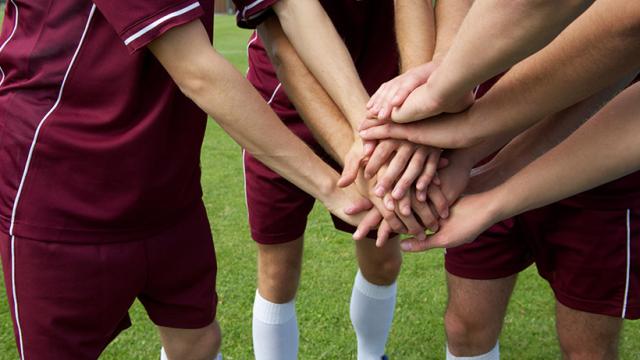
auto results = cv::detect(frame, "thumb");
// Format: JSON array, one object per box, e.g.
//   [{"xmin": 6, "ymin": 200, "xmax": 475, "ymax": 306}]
[{"xmin": 338, "ymin": 153, "xmax": 362, "ymax": 188}]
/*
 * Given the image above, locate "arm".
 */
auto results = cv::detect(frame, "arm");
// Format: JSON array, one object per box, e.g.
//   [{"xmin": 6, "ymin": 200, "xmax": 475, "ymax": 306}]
[
  {"xmin": 369, "ymin": 0, "xmax": 473, "ymax": 121},
  {"xmin": 257, "ymin": 16, "xmax": 437, "ymax": 240},
  {"xmin": 410, "ymin": 81, "xmax": 640, "ymax": 252},
  {"xmin": 360, "ymin": 0, "xmax": 640, "ymax": 150},
  {"xmin": 395, "ymin": 0, "xmax": 436, "ymax": 72},
  {"xmin": 390, "ymin": 0, "xmax": 592, "ymax": 122},
  {"xmin": 148, "ymin": 20, "xmax": 370, "ymax": 223},
  {"xmin": 272, "ymin": 0, "xmax": 370, "ymax": 129}
]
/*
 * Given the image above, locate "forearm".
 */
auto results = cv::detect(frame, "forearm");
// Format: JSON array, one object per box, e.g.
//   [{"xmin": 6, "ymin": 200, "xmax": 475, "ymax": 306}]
[
  {"xmin": 488, "ymin": 82, "xmax": 640, "ymax": 220},
  {"xmin": 258, "ymin": 16, "xmax": 353, "ymax": 164},
  {"xmin": 464, "ymin": 0, "xmax": 640, "ymax": 147},
  {"xmin": 432, "ymin": 0, "xmax": 472, "ymax": 63},
  {"xmin": 395, "ymin": 0, "xmax": 436, "ymax": 72},
  {"xmin": 424, "ymin": 0, "xmax": 591, "ymax": 103},
  {"xmin": 150, "ymin": 21, "xmax": 340, "ymax": 203},
  {"xmin": 273, "ymin": 0, "xmax": 369, "ymax": 128},
  {"xmin": 471, "ymin": 78, "xmax": 632, "ymax": 188}
]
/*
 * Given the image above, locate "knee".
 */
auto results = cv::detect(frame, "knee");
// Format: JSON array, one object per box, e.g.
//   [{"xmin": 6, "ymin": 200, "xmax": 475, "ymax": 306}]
[
  {"xmin": 444, "ymin": 309, "xmax": 497, "ymax": 355},
  {"xmin": 259, "ymin": 259, "xmax": 302, "ymax": 302},
  {"xmin": 360, "ymin": 254, "xmax": 402, "ymax": 285},
  {"xmin": 560, "ymin": 339, "xmax": 618, "ymax": 360},
  {"xmin": 164, "ymin": 322, "xmax": 222, "ymax": 360}
]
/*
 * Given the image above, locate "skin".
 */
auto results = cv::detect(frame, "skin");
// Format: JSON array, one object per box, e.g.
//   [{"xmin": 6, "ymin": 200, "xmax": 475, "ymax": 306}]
[
  {"xmin": 368, "ymin": 0, "xmax": 593, "ymax": 123},
  {"xmin": 360, "ymin": 0, "xmax": 640, "ymax": 153},
  {"xmin": 147, "ymin": 19, "xmax": 374, "ymax": 356}
]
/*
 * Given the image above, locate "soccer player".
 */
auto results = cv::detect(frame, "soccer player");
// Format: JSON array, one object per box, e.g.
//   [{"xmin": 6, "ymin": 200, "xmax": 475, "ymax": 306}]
[
  {"xmin": 230, "ymin": 0, "xmax": 474, "ymax": 358},
  {"xmin": 358, "ymin": 0, "xmax": 640, "ymax": 358},
  {"xmin": 0, "ymin": 1, "xmax": 371, "ymax": 359}
]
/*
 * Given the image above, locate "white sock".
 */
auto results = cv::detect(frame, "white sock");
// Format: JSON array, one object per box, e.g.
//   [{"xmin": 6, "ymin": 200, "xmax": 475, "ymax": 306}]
[
  {"xmin": 160, "ymin": 347, "xmax": 222, "ymax": 360},
  {"xmin": 350, "ymin": 270, "xmax": 397, "ymax": 360},
  {"xmin": 446, "ymin": 342, "xmax": 499, "ymax": 360},
  {"xmin": 252, "ymin": 290, "xmax": 299, "ymax": 360}
]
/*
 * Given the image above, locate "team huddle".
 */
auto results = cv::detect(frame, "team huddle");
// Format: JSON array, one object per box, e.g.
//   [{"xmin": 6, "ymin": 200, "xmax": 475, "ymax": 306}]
[{"xmin": 0, "ymin": 0, "xmax": 638, "ymax": 359}]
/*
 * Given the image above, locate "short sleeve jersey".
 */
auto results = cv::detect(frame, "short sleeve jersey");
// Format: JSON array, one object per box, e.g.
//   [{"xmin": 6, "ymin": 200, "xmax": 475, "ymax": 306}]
[
  {"xmin": 0, "ymin": 0, "xmax": 214, "ymax": 242},
  {"xmin": 233, "ymin": 0, "xmax": 399, "ymax": 123}
]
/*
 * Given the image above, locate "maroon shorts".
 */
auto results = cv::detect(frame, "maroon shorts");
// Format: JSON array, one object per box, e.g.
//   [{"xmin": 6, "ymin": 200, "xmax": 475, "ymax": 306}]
[
  {"xmin": 445, "ymin": 202, "xmax": 640, "ymax": 319},
  {"xmin": 0, "ymin": 202, "xmax": 217, "ymax": 360},
  {"xmin": 243, "ymin": 122, "xmax": 360, "ymax": 244}
]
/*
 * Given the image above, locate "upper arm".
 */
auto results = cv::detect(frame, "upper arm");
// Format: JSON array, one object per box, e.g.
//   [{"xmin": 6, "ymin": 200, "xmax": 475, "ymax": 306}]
[{"xmin": 92, "ymin": 0, "xmax": 205, "ymax": 53}]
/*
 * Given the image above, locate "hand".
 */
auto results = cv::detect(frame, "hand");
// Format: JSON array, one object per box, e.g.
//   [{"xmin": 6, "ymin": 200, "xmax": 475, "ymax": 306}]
[
  {"xmin": 359, "ymin": 110, "xmax": 479, "ymax": 149},
  {"xmin": 363, "ymin": 139, "xmax": 445, "ymax": 200},
  {"xmin": 353, "ymin": 171, "xmax": 426, "ymax": 242},
  {"xmin": 399, "ymin": 191, "xmax": 500, "ymax": 252},
  {"xmin": 389, "ymin": 82, "xmax": 475, "ymax": 124},
  {"xmin": 322, "ymin": 181, "xmax": 374, "ymax": 227},
  {"xmin": 367, "ymin": 62, "xmax": 436, "ymax": 121},
  {"xmin": 338, "ymin": 138, "xmax": 376, "ymax": 188}
]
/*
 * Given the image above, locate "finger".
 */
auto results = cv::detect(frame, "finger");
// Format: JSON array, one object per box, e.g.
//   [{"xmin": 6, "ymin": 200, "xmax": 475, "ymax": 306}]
[
  {"xmin": 416, "ymin": 188, "xmax": 428, "ymax": 202},
  {"xmin": 428, "ymin": 185, "xmax": 450, "ymax": 219},
  {"xmin": 375, "ymin": 221, "xmax": 393, "ymax": 248},
  {"xmin": 359, "ymin": 123, "xmax": 411, "ymax": 142},
  {"xmin": 379, "ymin": 205, "xmax": 407, "ymax": 234},
  {"xmin": 368, "ymin": 82, "xmax": 388, "ymax": 111},
  {"xmin": 411, "ymin": 193, "xmax": 439, "ymax": 231},
  {"xmin": 376, "ymin": 144, "xmax": 414, "ymax": 195},
  {"xmin": 383, "ymin": 193, "xmax": 395, "ymax": 212},
  {"xmin": 344, "ymin": 197, "xmax": 373, "ymax": 215},
  {"xmin": 363, "ymin": 140, "xmax": 377, "ymax": 157},
  {"xmin": 395, "ymin": 206, "xmax": 425, "ymax": 240},
  {"xmin": 377, "ymin": 84, "xmax": 402, "ymax": 121},
  {"xmin": 353, "ymin": 209, "xmax": 383, "ymax": 240},
  {"xmin": 359, "ymin": 118, "xmax": 384, "ymax": 131},
  {"xmin": 398, "ymin": 192, "xmax": 412, "ymax": 217},
  {"xmin": 338, "ymin": 152, "xmax": 364, "ymax": 188},
  {"xmin": 371, "ymin": 83, "xmax": 393, "ymax": 115},
  {"xmin": 438, "ymin": 157, "xmax": 449, "ymax": 169},
  {"xmin": 416, "ymin": 150, "xmax": 441, "ymax": 191},
  {"xmin": 432, "ymin": 173, "xmax": 441, "ymax": 186},
  {"xmin": 400, "ymin": 236, "xmax": 440, "ymax": 252},
  {"xmin": 365, "ymin": 140, "xmax": 398, "ymax": 181},
  {"xmin": 389, "ymin": 78, "xmax": 423, "ymax": 109},
  {"xmin": 392, "ymin": 147, "xmax": 428, "ymax": 200}
]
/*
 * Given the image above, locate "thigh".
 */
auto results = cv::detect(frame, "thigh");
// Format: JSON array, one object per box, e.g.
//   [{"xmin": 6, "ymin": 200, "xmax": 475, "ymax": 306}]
[
  {"xmin": 524, "ymin": 205, "xmax": 640, "ymax": 319},
  {"xmin": 0, "ymin": 233, "xmax": 142, "ymax": 360},
  {"xmin": 140, "ymin": 203, "xmax": 217, "ymax": 330},
  {"xmin": 257, "ymin": 237, "xmax": 304, "ymax": 302},
  {"xmin": 555, "ymin": 301, "xmax": 621, "ymax": 358},
  {"xmin": 446, "ymin": 272, "xmax": 517, "ymax": 328}
]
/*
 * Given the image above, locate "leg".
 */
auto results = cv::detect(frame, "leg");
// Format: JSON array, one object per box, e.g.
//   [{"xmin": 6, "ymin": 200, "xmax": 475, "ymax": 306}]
[
  {"xmin": 252, "ymin": 237, "xmax": 303, "ymax": 360},
  {"xmin": 0, "ymin": 233, "xmax": 143, "ymax": 360},
  {"xmin": 444, "ymin": 272, "xmax": 516, "ymax": 358},
  {"xmin": 556, "ymin": 302, "xmax": 621, "ymax": 360},
  {"xmin": 159, "ymin": 321, "xmax": 222, "ymax": 360},
  {"xmin": 350, "ymin": 236, "xmax": 402, "ymax": 360}
]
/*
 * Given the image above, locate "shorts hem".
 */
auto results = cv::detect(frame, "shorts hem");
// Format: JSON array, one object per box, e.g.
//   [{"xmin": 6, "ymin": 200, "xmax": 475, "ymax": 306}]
[
  {"xmin": 251, "ymin": 229, "xmax": 305, "ymax": 245},
  {"xmin": 444, "ymin": 260, "xmax": 532, "ymax": 280},
  {"xmin": 553, "ymin": 288, "xmax": 640, "ymax": 320}
]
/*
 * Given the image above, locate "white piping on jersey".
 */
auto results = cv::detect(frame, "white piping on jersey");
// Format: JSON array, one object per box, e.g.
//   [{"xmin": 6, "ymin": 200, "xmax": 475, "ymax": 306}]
[
  {"xmin": 245, "ymin": 32, "xmax": 258, "ymax": 75},
  {"xmin": 123, "ymin": 1, "xmax": 200, "ymax": 46},
  {"xmin": 622, "ymin": 209, "xmax": 631, "ymax": 319},
  {"xmin": 267, "ymin": 82, "xmax": 282, "ymax": 105},
  {"xmin": 241, "ymin": 149, "xmax": 251, "ymax": 223},
  {"xmin": 9, "ymin": 5, "xmax": 96, "ymax": 359},
  {"xmin": 0, "ymin": 0, "xmax": 20, "ymax": 87},
  {"xmin": 242, "ymin": 0, "xmax": 266, "ymax": 20}
]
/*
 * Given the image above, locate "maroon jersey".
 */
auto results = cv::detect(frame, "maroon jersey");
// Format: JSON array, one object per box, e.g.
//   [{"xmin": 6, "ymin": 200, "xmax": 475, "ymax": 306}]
[
  {"xmin": 233, "ymin": 0, "xmax": 399, "ymax": 121},
  {"xmin": 0, "ymin": 0, "xmax": 214, "ymax": 242}
]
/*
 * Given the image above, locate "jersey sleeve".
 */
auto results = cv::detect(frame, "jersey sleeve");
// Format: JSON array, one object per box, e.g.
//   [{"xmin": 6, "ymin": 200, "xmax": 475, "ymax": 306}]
[
  {"xmin": 232, "ymin": 0, "xmax": 280, "ymax": 29},
  {"xmin": 92, "ymin": 0, "xmax": 205, "ymax": 53}
]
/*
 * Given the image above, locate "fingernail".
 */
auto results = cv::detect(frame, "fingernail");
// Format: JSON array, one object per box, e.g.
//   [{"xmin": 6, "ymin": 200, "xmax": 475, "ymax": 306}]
[
  {"xmin": 433, "ymin": 177, "xmax": 441, "ymax": 185},
  {"xmin": 392, "ymin": 188, "xmax": 402, "ymax": 199},
  {"xmin": 375, "ymin": 185, "xmax": 385, "ymax": 197},
  {"xmin": 359, "ymin": 130, "xmax": 368, "ymax": 137},
  {"xmin": 416, "ymin": 232, "xmax": 426, "ymax": 241},
  {"xmin": 442, "ymin": 209, "xmax": 449, "ymax": 219},
  {"xmin": 401, "ymin": 242, "xmax": 412, "ymax": 251},
  {"xmin": 402, "ymin": 206, "xmax": 411, "ymax": 216}
]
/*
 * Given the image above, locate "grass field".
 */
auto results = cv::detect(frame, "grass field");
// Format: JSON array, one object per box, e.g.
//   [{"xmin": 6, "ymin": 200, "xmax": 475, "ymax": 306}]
[{"xmin": 0, "ymin": 12, "xmax": 639, "ymax": 360}]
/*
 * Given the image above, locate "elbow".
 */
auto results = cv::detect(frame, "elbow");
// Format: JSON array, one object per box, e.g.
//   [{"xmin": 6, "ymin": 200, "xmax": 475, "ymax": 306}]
[{"xmin": 171, "ymin": 55, "xmax": 217, "ymax": 103}]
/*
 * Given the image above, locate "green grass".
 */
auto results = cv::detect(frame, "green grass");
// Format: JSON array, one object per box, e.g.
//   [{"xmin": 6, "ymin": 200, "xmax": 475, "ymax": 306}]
[{"xmin": 1, "ymin": 13, "xmax": 639, "ymax": 359}]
